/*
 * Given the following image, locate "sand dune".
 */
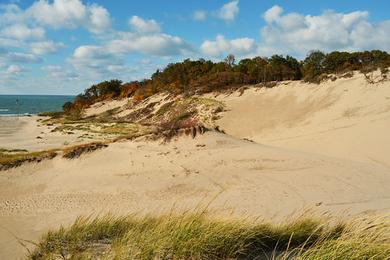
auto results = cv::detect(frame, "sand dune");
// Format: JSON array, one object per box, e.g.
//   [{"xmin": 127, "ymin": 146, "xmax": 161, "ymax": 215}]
[
  {"xmin": 218, "ymin": 72, "xmax": 390, "ymax": 167},
  {"xmin": 1, "ymin": 132, "xmax": 390, "ymax": 258},
  {"xmin": 1, "ymin": 73, "xmax": 390, "ymax": 258}
]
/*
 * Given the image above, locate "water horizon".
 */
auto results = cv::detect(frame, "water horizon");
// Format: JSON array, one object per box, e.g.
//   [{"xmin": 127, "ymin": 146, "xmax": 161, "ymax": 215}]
[{"xmin": 0, "ymin": 94, "xmax": 75, "ymax": 116}]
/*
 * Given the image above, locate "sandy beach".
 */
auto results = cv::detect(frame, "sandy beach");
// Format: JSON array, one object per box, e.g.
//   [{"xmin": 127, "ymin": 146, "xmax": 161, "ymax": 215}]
[
  {"xmin": 0, "ymin": 115, "xmax": 108, "ymax": 153},
  {"xmin": 1, "ymin": 73, "xmax": 390, "ymax": 259}
]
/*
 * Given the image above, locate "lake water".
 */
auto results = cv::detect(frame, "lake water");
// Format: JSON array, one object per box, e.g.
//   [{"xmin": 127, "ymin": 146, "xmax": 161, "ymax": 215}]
[{"xmin": 0, "ymin": 95, "xmax": 74, "ymax": 116}]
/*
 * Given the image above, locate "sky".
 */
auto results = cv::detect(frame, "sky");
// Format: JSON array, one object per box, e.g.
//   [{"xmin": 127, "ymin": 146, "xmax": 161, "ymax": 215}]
[{"xmin": 1, "ymin": 0, "xmax": 390, "ymax": 95}]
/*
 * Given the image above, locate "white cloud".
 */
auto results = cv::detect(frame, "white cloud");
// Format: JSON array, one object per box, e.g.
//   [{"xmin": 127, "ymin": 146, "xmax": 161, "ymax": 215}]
[
  {"xmin": 69, "ymin": 35, "xmax": 191, "ymax": 78},
  {"xmin": 6, "ymin": 64, "xmax": 23, "ymax": 74},
  {"xmin": 7, "ymin": 52, "xmax": 42, "ymax": 63},
  {"xmin": 30, "ymin": 40, "xmax": 65, "ymax": 55},
  {"xmin": 0, "ymin": 1, "xmax": 111, "ymax": 35},
  {"xmin": 42, "ymin": 65, "xmax": 79, "ymax": 80},
  {"xmin": 26, "ymin": 0, "xmax": 110, "ymax": 34},
  {"xmin": 129, "ymin": 16, "xmax": 160, "ymax": 34},
  {"xmin": 259, "ymin": 5, "xmax": 390, "ymax": 56},
  {"xmin": 99, "ymin": 15, "xmax": 192, "ymax": 57},
  {"xmin": 263, "ymin": 5, "xmax": 283, "ymax": 24},
  {"xmin": 0, "ymin": 64, "xmax": 27, "ymax": 81},
  {"xmin": 201, "ymin": 34, "xmax": 255, "ymax": 57},
  {"xmin": 68, "ymin": 44, "xmax": 140, "ymax": 82},
  {"xmin": 108, "ymin": 33, "xmax": 192, "ymax": 56},
  {"xmin": 27, "ymin": 0, "xmax": 87, "ymax": 28},
  {"xmin": 87, "ymin": 4, "xmax": 111, "ymax": 34},
  {"xmin": 0, "ymin": 37, "xmax": 23, "ymax": 48},
  {"xmin": 193, "ymin": 10, "xmax": 207, "ymax": 21},
  {"xmin": 1, "ymin": 24, "xmax": 44, "ymax": 40},
  {"xmin": 69, "ymin": 14, "xmax": 193, "ymax": 78},
  {"xmin": 72, "ymin": 45, "xmax": 110, "ymax": 60},
  {"xmin": 68, "ymin": 45, "xmax": 123, "ymax": 77},
  {"xmin": 0, "ymin": 4, "xmax": 25, "ymax": 26},
  {"xmin": 217, "ymin": 0, "xmax": 239, "ymax": 22}
]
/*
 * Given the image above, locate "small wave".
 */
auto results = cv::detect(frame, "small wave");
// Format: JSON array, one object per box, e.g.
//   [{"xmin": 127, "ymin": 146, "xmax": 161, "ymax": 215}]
[{"xmin": 0, "ymin": 109, "xmax": 9, "ymax": 112}]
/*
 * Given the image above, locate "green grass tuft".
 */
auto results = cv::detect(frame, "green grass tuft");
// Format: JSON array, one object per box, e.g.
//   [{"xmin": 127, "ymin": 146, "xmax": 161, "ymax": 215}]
[{"xmin": 28, "ymin": 212, "xmax": 389, "ymax": 259}]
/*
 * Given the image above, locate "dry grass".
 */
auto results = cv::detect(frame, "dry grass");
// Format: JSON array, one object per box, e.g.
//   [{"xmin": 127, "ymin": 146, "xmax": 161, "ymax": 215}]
[
  {"xmin": 29, "ymin": 212, "xmax": 389, "ymax": 259},
  {"xmin": 0, "ymin": 141, "xmax": 111, "ymax": 170},
  {"xmin": 62, "ymin": 142, "xmax": 108, "ymax": 159},
  {"xmin": 0, "ymin": 148, "xmax": 57, "ymax": 171}
]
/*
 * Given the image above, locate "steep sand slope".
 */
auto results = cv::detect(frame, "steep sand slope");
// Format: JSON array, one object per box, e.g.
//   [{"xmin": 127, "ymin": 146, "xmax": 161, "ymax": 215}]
[
  {"xmin": 217, "ymin": 72, "xmax": 390, "ymax": 167},
  {"xmin": 1, "ymin": 132, "xmax": 390, "ymax": 258}
]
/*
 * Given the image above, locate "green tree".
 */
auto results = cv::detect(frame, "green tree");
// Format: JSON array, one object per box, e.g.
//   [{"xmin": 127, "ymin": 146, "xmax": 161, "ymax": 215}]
[{"xmin": 302, "ymin": 51, "xmax": 326, "ymax": 82}]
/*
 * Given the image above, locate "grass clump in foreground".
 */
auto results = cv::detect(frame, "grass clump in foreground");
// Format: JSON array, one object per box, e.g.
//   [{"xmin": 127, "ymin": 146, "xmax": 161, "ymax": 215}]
[{"xmin": 29, "ymin": 212, "xmax": 389, "ymax": 259}]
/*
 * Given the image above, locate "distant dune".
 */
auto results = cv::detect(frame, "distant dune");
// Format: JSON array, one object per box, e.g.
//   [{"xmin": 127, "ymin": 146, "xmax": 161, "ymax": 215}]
[{"xmin": 0, "ymin": 71, "xmax": 389, "ymax": 258}]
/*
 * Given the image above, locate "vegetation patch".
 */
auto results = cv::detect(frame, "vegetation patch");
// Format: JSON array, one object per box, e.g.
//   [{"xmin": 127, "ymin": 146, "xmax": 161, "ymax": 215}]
[
  {"xmin": 93, "ymin": 107, "xmax": 122, "ymax": 123},
  {"xmin": 123, "ymin": 102, "xmax": 157, "ymax": 122},
  {"xmin": 29, "ymin": 213, "xmax": 389, "ymax": 259},
  {"xmin": 47, "ymin": 96, "xmax": 223, "ymax": 143},
  {"xmin": 99, "ymin": 123, "xmax": 141, "ymax": 135},
  {"xmin": 0, "ymin": 142, "xmax": 113, "ymax": 170},
  {"xmin": 152, "ymin": 97, "xmax": 224, "ymax": 128},
  {"xmin": 157, "ymin": 118, "xmax": 205, "ymax": 141},
  {"xmin": 38, "ymin": 111, "xmax": 64, "ymax": 118},
  {"xmin": 62, "ymin": 142, "xmax": 108, "ymax": 159},
  {"xmin": 0, "ymin": 149, "xmax": 57, "ymax": 171}
]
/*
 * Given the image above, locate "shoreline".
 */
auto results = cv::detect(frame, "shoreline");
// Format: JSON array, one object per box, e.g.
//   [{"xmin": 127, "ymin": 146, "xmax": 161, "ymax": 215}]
[
  {"xmin": 0, "ymin": 116, "xmax": 43, "ymax": 151},
  {"xmin": 0, "ymin": 116, "xmax": 94, "ymax": 151},
  {"xmin": 0, "ymin": 113, "xmax": 37, "ymax": 117}
]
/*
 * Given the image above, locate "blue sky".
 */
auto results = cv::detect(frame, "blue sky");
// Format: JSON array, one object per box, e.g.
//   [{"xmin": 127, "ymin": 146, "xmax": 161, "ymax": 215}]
[{"xmin": 1, "ymin": 0, "xmax": 390, "ymax": 95}]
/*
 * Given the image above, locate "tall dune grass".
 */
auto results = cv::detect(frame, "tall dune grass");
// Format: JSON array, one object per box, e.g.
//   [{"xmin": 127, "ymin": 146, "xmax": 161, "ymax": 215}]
[{"xmin": 29, "ymin": 212, "xmax": 389, "ymax": 259}]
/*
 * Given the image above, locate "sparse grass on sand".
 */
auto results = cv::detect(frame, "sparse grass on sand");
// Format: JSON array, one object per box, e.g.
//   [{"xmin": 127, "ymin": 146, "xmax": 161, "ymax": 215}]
[
  {"xmin": 29, "ymin": 212, "xmax": 389, "ymax": 259},
  {"xmin": 0, "ymin": 148, "xmax": 57, "ymax": 170},
  {"xmin": 62, "ymin": 142, "xmax": 108, "ymax": 159},
  {"xmin": 0, "ymin": 142, "xmax": 111, "ymax": 170}
]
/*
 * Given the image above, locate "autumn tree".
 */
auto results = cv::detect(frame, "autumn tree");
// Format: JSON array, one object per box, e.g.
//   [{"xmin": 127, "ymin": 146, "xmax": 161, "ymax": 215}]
[{"xmin": 64, "ymin": 50, "xmax": 390, "ymax": 107}]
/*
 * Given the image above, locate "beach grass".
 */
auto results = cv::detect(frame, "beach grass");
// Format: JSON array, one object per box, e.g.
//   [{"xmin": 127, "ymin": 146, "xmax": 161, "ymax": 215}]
[
  {"xmin": 29, "ymin": 212, "xmax": 389, "ymax": 259},
  {"xmin": 0, "ymin": 148, "xmax": 57, "ymax": 170},
  {"xmin": 62, "ymin": 142, "xmax": 108, "ymax": 159},
  {"xmin": 0, "ymin": 141, "xmax": 111, "ymax": 169}
]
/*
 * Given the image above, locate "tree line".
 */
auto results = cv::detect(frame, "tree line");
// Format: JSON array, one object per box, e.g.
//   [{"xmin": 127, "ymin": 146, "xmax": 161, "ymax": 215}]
[{"xmin": 63, "ymin": 50, "xmax": 390, "ymax": 115}]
